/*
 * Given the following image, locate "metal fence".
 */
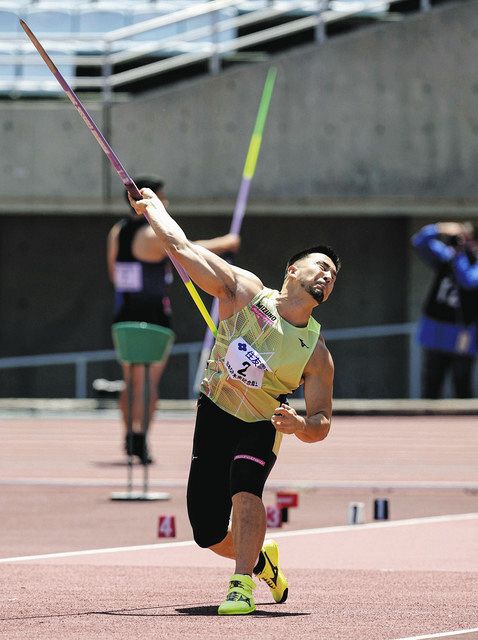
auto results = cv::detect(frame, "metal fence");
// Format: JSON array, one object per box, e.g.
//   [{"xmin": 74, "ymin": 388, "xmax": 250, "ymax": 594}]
[{"xmin": 0, "ymin": 322, "xmax": 422, "ymax": 399}]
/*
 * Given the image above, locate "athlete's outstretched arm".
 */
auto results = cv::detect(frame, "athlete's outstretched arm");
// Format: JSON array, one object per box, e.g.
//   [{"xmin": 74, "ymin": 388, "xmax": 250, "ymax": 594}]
[{"xmin": 128, "ymin": 188, "xmax": 259, "ymax": 303}]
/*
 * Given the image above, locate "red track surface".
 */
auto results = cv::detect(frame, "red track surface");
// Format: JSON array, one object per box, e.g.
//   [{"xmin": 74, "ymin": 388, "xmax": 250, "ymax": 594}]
[{"xmin": 0, "ymin": 412, "xmax": 477, "ymax": 640}]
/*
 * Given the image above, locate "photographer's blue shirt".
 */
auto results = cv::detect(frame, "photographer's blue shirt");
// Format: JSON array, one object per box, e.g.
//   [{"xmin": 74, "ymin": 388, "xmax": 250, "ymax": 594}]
[
  {"xmin": 412, "ymin": 224, "xmax": 455, "ymax": 266},
  {"xmin": 412, "ymin": 224, "xmax": 478, "ymax": 356},
  {"xmin": 453, "ymin": 252, "xmax": 478, "ymax": 289}
]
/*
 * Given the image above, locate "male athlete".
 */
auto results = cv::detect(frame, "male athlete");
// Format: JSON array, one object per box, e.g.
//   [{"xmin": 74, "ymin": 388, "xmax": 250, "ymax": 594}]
[{"xmin": 129, "ymin": 187, "xmax": 339, "ymax": 615}]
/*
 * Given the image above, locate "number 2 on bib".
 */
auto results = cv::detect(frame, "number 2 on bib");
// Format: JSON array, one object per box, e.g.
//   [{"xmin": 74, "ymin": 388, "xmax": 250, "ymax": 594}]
[{"xmin": 224, "ymin": 337, "xmax": 270, "ymax": 389}]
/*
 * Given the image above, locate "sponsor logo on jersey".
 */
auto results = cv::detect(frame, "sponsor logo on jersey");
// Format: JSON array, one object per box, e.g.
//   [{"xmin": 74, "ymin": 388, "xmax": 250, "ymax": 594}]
[{"xmin": 251, "ymin": 302, "xmax": 277, "ymax": 325}]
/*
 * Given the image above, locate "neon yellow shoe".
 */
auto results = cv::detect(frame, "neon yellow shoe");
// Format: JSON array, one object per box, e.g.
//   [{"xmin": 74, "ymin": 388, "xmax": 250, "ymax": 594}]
[
  {"xmin": 255, "ymin": 539, "xmax": 288, "ymax": 603},
  {"xmin": 218, "ymin": 574, "xmax": 256, "ymax": 615}
]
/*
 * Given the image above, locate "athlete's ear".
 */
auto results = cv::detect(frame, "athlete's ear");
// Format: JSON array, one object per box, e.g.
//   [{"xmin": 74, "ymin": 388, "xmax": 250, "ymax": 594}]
[{"xmin": 287, "ymin": 264, "xmax": 298, "ymax": 278}]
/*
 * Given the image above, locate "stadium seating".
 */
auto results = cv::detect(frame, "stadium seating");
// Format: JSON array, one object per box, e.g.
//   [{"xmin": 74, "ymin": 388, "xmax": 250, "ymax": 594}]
[
  {"xmin": 77, "ymin": 9, "xmax": 129, "ymax": 35},
  {"xmin": 22, "ymin": 8, "xmax": 75, "ymax": 34},
  {"xmin": 0, "ymin": 8, "xmax": 21, "ymax": 34},
  {"xmin": 129, "ymin": 7, "xmax": 180, "ymax": 43},
  {"xmin": 0, "ymin": 0, "xmax": 395, "ymax": 97},
  {"xmin": 182, "ymin": 6, "xmax": 238, "ymax": 46},
  {"xmin": 18, "ymin": 44, "xmax": 74, "ymax": 94},
  {"xmin": 0, "ymin": 49, "xmax": 17, "ymax": 93}
]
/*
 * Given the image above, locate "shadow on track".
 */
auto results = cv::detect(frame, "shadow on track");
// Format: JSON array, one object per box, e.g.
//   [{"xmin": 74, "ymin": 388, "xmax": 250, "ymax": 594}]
[
  {"xmin": 2, "ymin": 603, "xmax": 311, "ymax": 622},
  {"xmin": 176, "ymin": 605, "xmax": 311, "ymax": 617},
  {"xmin": 91, "ymin": 460, "xmax": 141, "ymax": 468}
]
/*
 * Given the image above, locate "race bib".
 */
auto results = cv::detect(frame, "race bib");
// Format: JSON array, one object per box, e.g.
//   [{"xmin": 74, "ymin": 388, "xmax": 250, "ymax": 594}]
[
  {"xmin": 115, "ymin": 262, "xmax": 143, "ymax": 292},
  {"xmin": 224, "ymin": 337, "xmax": 270, "ymax": 389}
]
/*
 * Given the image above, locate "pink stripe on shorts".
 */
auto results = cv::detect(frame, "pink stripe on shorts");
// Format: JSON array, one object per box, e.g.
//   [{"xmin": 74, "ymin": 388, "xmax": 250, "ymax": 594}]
[{"xmin": 234, "ymin": 454, "xmax": 266, "ymax": 466}]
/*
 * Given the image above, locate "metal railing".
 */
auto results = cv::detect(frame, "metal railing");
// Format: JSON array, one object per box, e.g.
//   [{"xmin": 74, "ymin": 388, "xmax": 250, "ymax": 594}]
[
  {"xmin": 0, "ymin": 340, "xmax": 202, "ymax": 400},
  {"xmin": 0, "ymin": 322, "xmax": 421, "ymax": 399},
  {"xmin": 0, "ymin": 0, "xmax": 425, "ymax": 97}
]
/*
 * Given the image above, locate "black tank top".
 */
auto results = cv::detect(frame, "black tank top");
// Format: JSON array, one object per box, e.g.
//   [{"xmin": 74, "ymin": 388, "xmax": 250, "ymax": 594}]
[
  {"xmin": 113, "ymin": 217, "xmax": 173, "ymax": 326},
  {"xmin": 424, "ymin": 260, "xmax": 478, "ymax": 326}
]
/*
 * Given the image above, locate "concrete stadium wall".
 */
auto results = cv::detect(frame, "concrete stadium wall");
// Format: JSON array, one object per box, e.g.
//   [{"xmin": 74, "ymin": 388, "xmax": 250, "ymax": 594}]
[
  {"xmin": 1, "ymin": 2, "xmax": 477, "ymax": 202},
  {"xmin": 112, "ymin": 1, "xmax": 478, "ymax": 201},
  {"xmin": 0, "ymin": 102, "xmax": 105, "ymax": 201}
]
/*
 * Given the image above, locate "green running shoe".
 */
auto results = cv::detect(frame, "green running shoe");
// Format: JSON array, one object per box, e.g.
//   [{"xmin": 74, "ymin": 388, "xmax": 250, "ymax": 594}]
[
  {"xmin": 255, "ymin": 539, "xmax": 288, "ymax": 603},
  {"xmin": 218, "ymin": 574, "xmax": 256, "ymax": 615}
]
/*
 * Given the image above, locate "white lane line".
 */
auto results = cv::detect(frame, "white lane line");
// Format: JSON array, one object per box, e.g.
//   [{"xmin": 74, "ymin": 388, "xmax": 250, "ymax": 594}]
[
  {"xmin": 269, "ymin": 512, "xmax": 478, "ymax": 540},
  {"xmin": 0, "ymin": 478, "xmax": 188, "ymax": 488},
  {"xmin": 1, "ymin": 478, "xmax": 477, "ymax": 490},
  {"xmin": 0, "ymin": 540, "xmax": 196, "ymax": 563},
  {"xmin": 1, "ymin": 512, "xmax": 476, "ymax": 564},
  {"xmin": 391, "ymin": 627, "xmax": 478, "ymax": 639},
  {"xmin": 0, "ymin": 412, "xmax": 194, "ymax": 421}
]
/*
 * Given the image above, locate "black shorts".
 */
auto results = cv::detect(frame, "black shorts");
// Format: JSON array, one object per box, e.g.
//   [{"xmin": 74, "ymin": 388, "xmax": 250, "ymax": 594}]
[
  {"xmin": 186, "ymin": 393, "xmax": 281, "ymax": 548},
  {"xmin": 113, "ymin": 297, "xmax": 171, "ymax": 328}
]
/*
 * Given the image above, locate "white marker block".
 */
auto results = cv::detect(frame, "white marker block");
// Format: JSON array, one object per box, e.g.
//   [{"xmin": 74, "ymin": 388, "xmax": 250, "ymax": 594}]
[{"xmin": 347, "ymin": 502, "xmax": 365, "ymax": 525}]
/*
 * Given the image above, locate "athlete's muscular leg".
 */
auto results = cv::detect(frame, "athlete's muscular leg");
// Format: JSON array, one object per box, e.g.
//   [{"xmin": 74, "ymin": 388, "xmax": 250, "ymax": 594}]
[
  {"xmin": 188, "ymin": 395, "xmax": 275, "ymax": 567},
  {"xmin": 209, "ymin": 531, "xmax": 235, "ymax": 560},
  {"xmin": 209, "ymin": 492, "xmax": 266, "ymax": 575},
  {"xmin": 231, "ymin": 492, "xmax": 266, "ymax": 574}
]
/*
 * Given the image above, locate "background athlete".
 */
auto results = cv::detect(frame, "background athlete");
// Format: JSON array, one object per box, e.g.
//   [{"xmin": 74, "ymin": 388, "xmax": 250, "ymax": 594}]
[
  {"xmin": 108, "ymin": 177, "xmax": 240, "ymax": 463},
  {"xmin": 129, "ymin": 186, "xmax": 339, "ymax": 614}
]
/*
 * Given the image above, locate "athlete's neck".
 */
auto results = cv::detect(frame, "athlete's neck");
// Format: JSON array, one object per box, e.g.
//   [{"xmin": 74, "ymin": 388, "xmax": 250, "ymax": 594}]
[{"xmin": 274, "ymin": 291, "xmax": 315, "ymax": 328}]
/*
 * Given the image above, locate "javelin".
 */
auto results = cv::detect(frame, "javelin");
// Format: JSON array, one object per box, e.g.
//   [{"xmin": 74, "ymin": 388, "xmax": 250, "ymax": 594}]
[
  {"xmin": 19, "ymin": 19, "xmax": 217, "ymax": 337},
  {"xmin": 193, "ymin": 67, "xmax": 277, "ymax": 393}
]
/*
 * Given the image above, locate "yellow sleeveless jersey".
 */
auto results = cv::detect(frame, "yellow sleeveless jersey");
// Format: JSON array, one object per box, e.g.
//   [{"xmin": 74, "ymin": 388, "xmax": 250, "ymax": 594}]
[{"xmin": 200, "ymin": 287, "xmax": 321, "ymax": 422}]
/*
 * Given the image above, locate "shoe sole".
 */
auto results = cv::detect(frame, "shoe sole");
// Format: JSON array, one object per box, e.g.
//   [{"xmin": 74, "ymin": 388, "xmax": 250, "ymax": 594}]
[
  {"xmin": 218, "ymin": 606, "xmax": 256, "ymax": 615},
  {"xmin": 277, "ymin": 587, "xmax": 288, "ymax": 604},
  {"xmin": 260, "ymin": 543, "xmax": 288, "ymax": 604}
]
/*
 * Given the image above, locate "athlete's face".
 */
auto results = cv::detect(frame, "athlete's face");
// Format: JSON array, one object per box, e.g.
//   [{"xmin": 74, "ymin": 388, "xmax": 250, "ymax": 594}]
[{"xmin": 291, "ymin": 252, "xmax": 337, "ymax": 303}]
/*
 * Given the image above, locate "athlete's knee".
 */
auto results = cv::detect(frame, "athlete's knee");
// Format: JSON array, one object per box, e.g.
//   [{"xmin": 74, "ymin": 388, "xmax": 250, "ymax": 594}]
[
  {"xmin": 187, "ymin": 497, "xmax": 229, "ymax": 548},
  {"xmin": 191, "ymin": 523, "xmax": 228, "ymax": 549},
  {"xmin": 230, "ymin": 455, "xmax": 272, "ymax": 499}
]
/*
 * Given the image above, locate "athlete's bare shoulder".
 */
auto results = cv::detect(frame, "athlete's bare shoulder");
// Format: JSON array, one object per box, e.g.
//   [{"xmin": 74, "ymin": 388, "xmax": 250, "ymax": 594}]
[
  {"xmin": 233, "ymin": 265, "xmax": 263, "ymax": 289},
  {"xmin": 218, "ymin": 265, "xmax": 263, "ymax": 319},
  {"xmin": 306, "ymin": 334, "xmax": 334, "ymax": 377}
]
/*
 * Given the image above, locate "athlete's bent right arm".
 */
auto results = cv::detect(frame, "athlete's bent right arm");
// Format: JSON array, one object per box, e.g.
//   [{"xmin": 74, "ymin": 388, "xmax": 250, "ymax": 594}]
[{"xmin": 271, "ymin": 337, "xmax": 333, "ymax": 443}]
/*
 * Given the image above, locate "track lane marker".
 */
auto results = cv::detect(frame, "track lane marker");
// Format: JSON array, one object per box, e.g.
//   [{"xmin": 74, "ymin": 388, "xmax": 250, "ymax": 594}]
[{"xmin": 1, "ymin": 512, "xmax": 476, "ymax": 564}]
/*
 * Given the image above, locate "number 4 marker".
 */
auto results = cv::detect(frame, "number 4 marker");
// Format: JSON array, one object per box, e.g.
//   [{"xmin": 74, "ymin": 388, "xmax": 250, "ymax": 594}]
[{"xmin": 158, "ymin": 515, "xmax": 176, "ymax": 538}]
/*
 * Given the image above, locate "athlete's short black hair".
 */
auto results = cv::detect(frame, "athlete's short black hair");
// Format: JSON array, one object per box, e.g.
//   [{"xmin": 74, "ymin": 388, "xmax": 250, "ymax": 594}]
[
  {"xmin": 124, "ymin": 176, "xmax": 165, "ymax": 205},
  {"xmin": 286, "ymin": 246, "xmax": 341, "ymax": 274}
]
